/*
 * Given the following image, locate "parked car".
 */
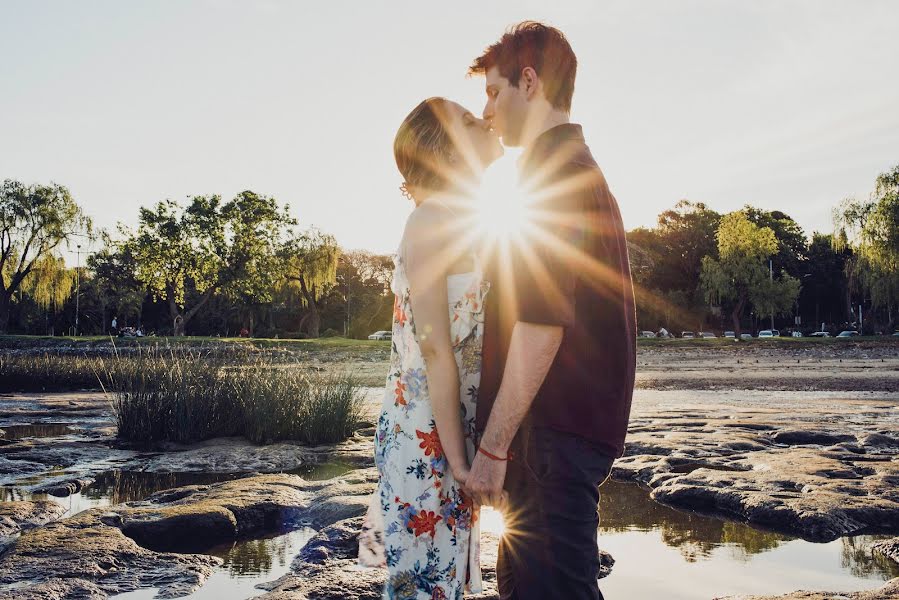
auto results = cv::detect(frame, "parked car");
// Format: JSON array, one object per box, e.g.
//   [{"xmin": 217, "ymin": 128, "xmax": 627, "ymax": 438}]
[
  {"xmin": 368, "ymin": 330, "xmax": 392, "ymax": 340},
  {"xmin": 791, "ymin": 331, "xmax": 803, "ymax": 337},
  {"xmin": 893, "ymin": 331, "xmax": 899, "ymax": 337},
  {"xmin": 699, "ymin": 331, "xmax": 717, "ymax": 338},
  {"xmin": 740, "ymin": 333, "xmax": 753, "ymax": 339},
  {"xmin": 640, "ymin": 331, "xmax": 657, "ymax": 338},
  {"xmin": 758, "ymin": 330, "xmax": 775, "ymax": 338},
  {"xmin": 809, "ymin": 331, "xmax": 831, "ymax": 337},
  {"xmin": 772, "ymin": 329, "xmax": 781, "ymax": 337},
  {"xmin": 723, "ymin": 331, "xmax": 735, "ymax": 338},
  {"xmin": 836, "ymin": 330, "xmax": 859, "ymax": 338},
  {"xmin": 681, "ymin": 331, "xmax": 695, "ymax": 339}
]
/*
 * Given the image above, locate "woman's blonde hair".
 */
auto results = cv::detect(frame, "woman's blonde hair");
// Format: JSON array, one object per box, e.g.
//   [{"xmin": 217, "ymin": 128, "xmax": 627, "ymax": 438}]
[{"xmin": 394, "ymin": 97, "xmax": 456, "ymax": 199}]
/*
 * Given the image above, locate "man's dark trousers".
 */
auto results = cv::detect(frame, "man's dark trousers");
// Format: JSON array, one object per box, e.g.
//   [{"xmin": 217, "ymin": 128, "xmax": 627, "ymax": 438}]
[{"xmin": 496, "ymin": 426, "xmax": 615, "ymax": 600}]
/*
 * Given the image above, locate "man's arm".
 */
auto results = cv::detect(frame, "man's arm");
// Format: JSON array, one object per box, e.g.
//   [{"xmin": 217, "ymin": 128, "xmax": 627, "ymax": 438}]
[{"xmin": 464, "ymin": 320, "xmax": 563, "ymax": 507}]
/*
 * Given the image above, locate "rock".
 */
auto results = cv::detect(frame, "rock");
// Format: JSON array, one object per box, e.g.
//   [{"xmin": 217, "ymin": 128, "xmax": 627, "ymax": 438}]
[
  {"xmin": 648, "ymin": 448, "xmax": 898, "ymax": 541},
  {"xmin": 872, "ymin": 537, "xmax": 899, "ymax": 565},
  {"xmin": 0, "ymin": 578, "xmax": 108, "ymax": 600},
  {"xmin": 615, "ymin": 395, "xmax": 899, "ymax": 543},
  {"xmin": 33, "ymin": 477, "xmax": 94, "ymax": 497},
  {"xmin": 859, "ymin": 433, "xmax": 899, "ymax": 449},
  {"xmin": 770, "ymin": 430, "xmax": 856, "ymax": 446},
  {"xmin": 0, "ymin": 470, "xmax": 377, "ymax": 598},
  {"xmin": 257, "ymin": 514, "xmax": 614, "ymax": 600},
  {"xmin": 714, "ymin": 577, "xmax": 899, "ymax": 599},
  {"xmin": 0, "ymin": 501, "xmax": 66, "ymax": 539},
  {"xmin": 0, "ymin": 509, "xmax": 221, "ymax": 598},
  {"xmin": 131, "ymin": 432, "xmax": 375, "ymax": 474}
]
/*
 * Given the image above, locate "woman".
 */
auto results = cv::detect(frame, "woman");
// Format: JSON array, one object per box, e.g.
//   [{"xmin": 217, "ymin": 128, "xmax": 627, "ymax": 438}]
[{"xmin": 358, "ymin": 97, "xmax": 503, "ymax": 600}]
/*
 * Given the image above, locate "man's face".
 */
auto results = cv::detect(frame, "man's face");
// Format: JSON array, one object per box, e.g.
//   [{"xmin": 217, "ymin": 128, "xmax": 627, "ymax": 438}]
[{"xmin": 483, "ymin": 66, "xmax": 529, "ymax": 147}]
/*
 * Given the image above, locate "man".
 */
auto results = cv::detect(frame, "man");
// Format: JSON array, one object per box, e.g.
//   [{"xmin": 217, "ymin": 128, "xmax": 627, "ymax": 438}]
[{"xmin": 465, "ymin": 22, "xmax": 636, "ymax": 600}]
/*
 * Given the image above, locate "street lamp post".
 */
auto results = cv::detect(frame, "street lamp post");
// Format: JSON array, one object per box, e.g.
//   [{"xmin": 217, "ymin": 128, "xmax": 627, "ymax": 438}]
[
  {"xmin": 75, "ymin": 244, "xmax": 81, "ymax": 336},
  {"xmin": 769, "ymin": 259, "xmax": 774, "ymax": 330}
]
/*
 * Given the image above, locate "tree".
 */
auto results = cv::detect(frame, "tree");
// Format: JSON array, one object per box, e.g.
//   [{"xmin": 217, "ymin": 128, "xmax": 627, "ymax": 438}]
[
  {"xmin": 653, "ymin": 200, "xmax": 722, "ymax": 292},
  {"xmin": 833, "ymin": 164, "xmax": 899, "ymax": 331},
  {"xmin": 334, "ymin": 250, "xmax": 393, "ymax": 338},
  {"xmin": 701, "ymin": 211, "xmax": 801, "ymax": 335},
  {"xmin": 627, "ymin": 200, "xmax": 721, "ymax": 332},
  {"xmin": 799, "ymin": 233, "xmax": 849, "ymax": 330},
  {"xmin": 0, "ymin": 180, "xmax": 91, "ymax": 333},
  {"xmin": 279, "ymin": 229, "xmax": 339, "ymax": 338},
  {"xmin": 88, "ymin": 234, "xmax": 147, "ymax": 332},
  {"xmin": 125, "ymin": 192, "xmax": 293, "ymax": 336},
  {"xmin": 742, "ymin": 206, "xmax": 808, "ymax": 278}
]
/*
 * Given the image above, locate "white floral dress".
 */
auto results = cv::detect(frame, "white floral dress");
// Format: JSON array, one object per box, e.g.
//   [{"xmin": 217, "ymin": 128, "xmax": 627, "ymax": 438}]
[{"xmin": 359, "ymin": 246, "xmax": 488, "ymax": 600}]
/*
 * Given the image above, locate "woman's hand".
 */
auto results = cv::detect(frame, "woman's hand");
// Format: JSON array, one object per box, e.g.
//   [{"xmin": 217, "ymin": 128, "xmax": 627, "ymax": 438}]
[{"xmin": 452, "ymin": 463, "xmax": 471, "ymax": 487}]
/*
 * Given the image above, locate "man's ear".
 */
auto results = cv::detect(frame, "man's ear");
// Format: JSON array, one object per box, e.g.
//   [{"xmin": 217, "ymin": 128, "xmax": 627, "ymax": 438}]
[{"xmin": 520, "ymin": 67, "xmax": 540, "ymax": 100}]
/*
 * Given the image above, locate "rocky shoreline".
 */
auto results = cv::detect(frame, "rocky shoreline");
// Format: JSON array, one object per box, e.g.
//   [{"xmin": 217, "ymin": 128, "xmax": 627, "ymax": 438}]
[{"xmin": 1, "ymin": 354, "xmax": 898, "ymax": 598}]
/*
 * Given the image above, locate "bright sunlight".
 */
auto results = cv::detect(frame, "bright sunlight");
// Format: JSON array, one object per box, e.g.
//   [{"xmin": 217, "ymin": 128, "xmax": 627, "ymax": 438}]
[{"xmin": 474, "ymin": 156, "xmax": 536, "ymax": 243}]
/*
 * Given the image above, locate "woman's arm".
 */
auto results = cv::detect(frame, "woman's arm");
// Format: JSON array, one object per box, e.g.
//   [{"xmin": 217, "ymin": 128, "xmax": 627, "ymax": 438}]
[{"xmin": 403, "ymin": 205, "xmax": 470, "ymax": 482}]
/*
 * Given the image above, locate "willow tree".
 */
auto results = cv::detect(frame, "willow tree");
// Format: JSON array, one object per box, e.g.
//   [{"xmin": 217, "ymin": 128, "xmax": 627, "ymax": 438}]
[
  {"xmin": 833, "ymin": 164, "xmax": 899, "ymax": 330},
  {"xmin": 700, "ymin": 211, "xmax": 800, "ymax": 335},
  {"xmin": 0, "ymin": 180, "xmax": 92, "ymax": 333},
  {"xmin": 280, "ymin": 229, "xmax": 339, "ymax": 338},
  {"xmin": 20, "ymin": 255, "xmax": 76, "ymax": 313}
]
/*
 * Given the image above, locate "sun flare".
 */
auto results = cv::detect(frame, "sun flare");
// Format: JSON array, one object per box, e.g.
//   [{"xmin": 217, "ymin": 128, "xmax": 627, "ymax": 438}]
[
  {"xmin": 474, "ymin": 158, "xmax": 535, "ymax": 243},
  {"xmin": 479, "ymin": 506, "xmax": 506, "ymax": 536}
]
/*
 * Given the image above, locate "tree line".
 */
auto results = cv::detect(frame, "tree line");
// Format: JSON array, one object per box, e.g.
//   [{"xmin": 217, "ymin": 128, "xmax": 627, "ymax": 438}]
[{"xmin": 2, "ymin": 164, "xmax": 897, "ymax": 338}]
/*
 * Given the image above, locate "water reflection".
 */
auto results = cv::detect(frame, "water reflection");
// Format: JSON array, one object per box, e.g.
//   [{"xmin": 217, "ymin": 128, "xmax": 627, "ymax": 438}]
[
  {"xmin": 599, "ymin": 480, "xmax": 790, "ymax": 561},
  {"xmin": 202, "ymin": 527, "xmax": 315, "ymax": 578},
  {"xmin": 841, "ymin": 534, "xmax": 899, "ymax": 580},
  {"xmin": 0, "ymin": 423, "xmax": 74, "ymax": 440},
  {"xmin": 0, "ymin": 462, "xmax": 357, "ymax": 518},
  {"xmin": 84, "ymin": 470, "xmax": 249, "ymax": 505},
  {"xmin": 598, "ymin": 479, "xmax": 899, "ymax": 581}
]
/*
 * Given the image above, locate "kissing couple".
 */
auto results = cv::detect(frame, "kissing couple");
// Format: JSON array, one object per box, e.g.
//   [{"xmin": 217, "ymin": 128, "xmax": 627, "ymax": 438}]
[{"xmin": 359, "ymin": 21, "xmax": 636, "ymax": 600}]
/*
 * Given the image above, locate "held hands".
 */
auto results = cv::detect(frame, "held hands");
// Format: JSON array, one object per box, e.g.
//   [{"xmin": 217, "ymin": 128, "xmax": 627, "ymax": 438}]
[{"xmin": 463, "ymin": 448, "xmax": 508, "ymax": 509}]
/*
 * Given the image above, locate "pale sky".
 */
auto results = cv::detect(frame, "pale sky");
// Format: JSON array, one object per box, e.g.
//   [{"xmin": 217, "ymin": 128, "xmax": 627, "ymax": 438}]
[{"xmin": 2, "ymin": 1, "xmax": 898, "ymax": 259}]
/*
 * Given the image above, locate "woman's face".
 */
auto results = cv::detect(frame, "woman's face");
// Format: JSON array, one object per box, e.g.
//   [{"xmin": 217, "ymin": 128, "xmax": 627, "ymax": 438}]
[{"xmin": 443, "ymin": 101, "xmax": 504, "ymax": 177}]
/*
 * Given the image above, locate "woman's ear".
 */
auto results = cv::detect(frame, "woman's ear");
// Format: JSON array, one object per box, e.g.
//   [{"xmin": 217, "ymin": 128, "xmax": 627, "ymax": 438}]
[{"xmin": 521, "ymin": 66, "xmax": 540, "ymax": 100}]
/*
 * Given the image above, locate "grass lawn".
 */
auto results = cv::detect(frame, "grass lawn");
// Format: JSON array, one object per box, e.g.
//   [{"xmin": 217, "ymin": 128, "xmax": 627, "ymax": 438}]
[{"xmin": 0, "ymin": 334, "xmax": 389, "ymax": 353}]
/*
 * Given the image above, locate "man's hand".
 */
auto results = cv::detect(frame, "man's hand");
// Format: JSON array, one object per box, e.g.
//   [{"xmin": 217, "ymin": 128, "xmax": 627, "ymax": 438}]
[{"xmin": 464, "ymin": 450, "xmax": 508, "ymax": 508}]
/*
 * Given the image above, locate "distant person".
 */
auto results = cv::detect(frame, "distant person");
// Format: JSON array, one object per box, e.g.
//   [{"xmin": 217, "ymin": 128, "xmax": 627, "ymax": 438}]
[
  {"xmin": 358, "ymin": 96, "xmax": 502, "ymax": 597},
  {"xmin": 111, "ymin": 316, "xmax": 117, "ymax": 335}
]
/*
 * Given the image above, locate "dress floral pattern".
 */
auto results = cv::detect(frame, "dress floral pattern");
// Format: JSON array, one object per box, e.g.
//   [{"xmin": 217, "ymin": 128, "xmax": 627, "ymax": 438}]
[{"xmin": 359, "ymin": 249, "xmax": 488, "ymax": 600}]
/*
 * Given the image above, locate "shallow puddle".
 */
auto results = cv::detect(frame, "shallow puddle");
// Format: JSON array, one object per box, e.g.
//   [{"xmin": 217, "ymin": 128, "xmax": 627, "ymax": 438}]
[
  {"xmin": 1, "ymin": 461, "xmax": 357, "ymax": 518},
  {"xmin": 109, "ymin": 479, "xmax": 898, "ymax": 600},
  {"xmin": 594, "ymin": 480, "xmax": 898, "ymax": 599},
  {"xmin": 112, "ymin": 526, "xmax": 317, "ymax": 600}
]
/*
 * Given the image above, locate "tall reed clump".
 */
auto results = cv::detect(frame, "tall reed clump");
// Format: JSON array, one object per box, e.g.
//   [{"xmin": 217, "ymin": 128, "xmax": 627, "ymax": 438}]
[
  {"xmin": 100, "ymin": 346, "xmax": 364, "ymax": 447},
  {"xmin": 0, "ymin": 353, "xmax": 104, "ymax": 392}
]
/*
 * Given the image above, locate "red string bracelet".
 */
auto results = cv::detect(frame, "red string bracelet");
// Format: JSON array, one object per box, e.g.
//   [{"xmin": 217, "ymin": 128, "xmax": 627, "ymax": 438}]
[{"xmin": 478, "ymin": 446, "xmax": 513, "ymax": 461}]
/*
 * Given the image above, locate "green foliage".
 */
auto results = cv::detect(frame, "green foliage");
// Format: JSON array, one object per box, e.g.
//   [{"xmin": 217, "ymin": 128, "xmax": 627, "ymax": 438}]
[
  {"xmin": 701, "ymin": 211, "xmax": 801, "ymax": 332},
  {"xmin": 279, "ymin": 229, "xmax": 340, "ymax": 337},
  {"xmin": 0, "ymin": 180, "xmax": 92, "ymax": 331},
  {"xmin": 332, "ymin": 250, "xmax": 394, "ymax": 338},
  {"xmin": 0, "ymin": 352, "xmax": 104, "ymax": 391},
  {"xmin": 123, "ymin": 192, "xmax": 295, "ymax": 335},
  {"xmin": 834, "ymin": 164, "xmax": 899, "ymax": 312},
  {"xmin": 742, "ymin": 206, "xmax": 807, "ymax": 277},
  {"xmin": 280, "ymin": 228, "xmax": 340, "ymax": 305},
  {"xmin": 99, "ymin": 347, "xmax": 365, "ymax": 446},
  {"xmin": 19, "ymin": 255, "xmax": 76, "ymax": 311},
  {"xmin": 87, "ymin": 235, "xmax": 146, "ymax": 325}
]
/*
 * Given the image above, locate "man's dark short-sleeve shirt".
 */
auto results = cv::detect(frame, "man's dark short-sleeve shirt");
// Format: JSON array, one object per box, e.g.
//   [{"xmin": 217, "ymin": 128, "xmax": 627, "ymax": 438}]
[{"xmin": 476, "ymin": 124, "xmax": 637, "ymax": 459}]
